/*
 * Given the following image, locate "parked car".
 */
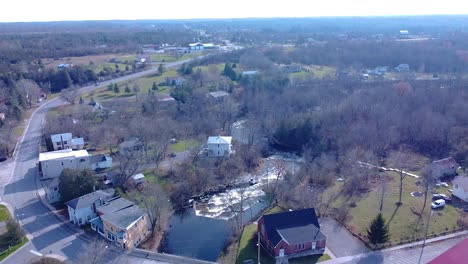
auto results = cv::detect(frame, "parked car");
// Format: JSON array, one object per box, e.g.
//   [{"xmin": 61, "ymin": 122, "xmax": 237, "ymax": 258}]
[
  {"xmin": 431, "ymin": 199, "xmax": 446, "ymax": 209},
  {"xmin": 432, "ymin": 194, "xmax": 444, "ymax": 200},
  {"xmin": 168, "ymin": 152, "xmax": 176, "ymax": 158},
  {"xmin": 242, "ymin": 260, "xmax": 254, "ymax": 264},
  {"xmin": 440, "ymin": 182, "xmax": 449, "ymax": 187}
]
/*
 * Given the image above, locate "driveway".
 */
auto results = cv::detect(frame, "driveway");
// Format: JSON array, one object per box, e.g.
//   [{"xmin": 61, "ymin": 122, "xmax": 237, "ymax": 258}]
[{"xmin": 320, "ymin": 218, "xmax": 369, "ymax": 258}]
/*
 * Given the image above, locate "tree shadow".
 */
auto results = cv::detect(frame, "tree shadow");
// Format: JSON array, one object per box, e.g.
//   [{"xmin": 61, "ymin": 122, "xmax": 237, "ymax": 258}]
[{"xmin": 387, "ymin": 205, "xmax": 400, "ymax": 224}]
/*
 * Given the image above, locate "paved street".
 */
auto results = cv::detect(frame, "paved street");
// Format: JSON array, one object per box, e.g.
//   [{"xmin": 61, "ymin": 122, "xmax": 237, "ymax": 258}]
[{"xmin": 322, "ymin": 235, "xmax": 467, "ymax": 264}]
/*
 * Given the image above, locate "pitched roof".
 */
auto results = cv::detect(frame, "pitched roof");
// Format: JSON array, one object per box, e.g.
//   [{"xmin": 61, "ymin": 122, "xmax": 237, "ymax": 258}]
[
  {"xmin": 97, "ymin": 197, "xmax": 144, "ymax": 230},
  {"xmin": 429, "ymin": 238, "xmax": 468, "ymax": 264},
  {"xmin": 432, "ymin": 157, "xmax": 458, "ymax": 169},
  {"xmin": 453, "ymin": 176, "xmax": 468, "ymax": 190},
  {"xmin": 207, "ymin": 136, "xmax": 232, "ymax": 145},
  {"xmin": 71, "ymin": 138, "xmax": 84, "ymax": 145},
  {"xmin": 208, "ymin": 91, "xmax": 230, "ymax": 98},
  {"xmin": 89, "ymin": 154, "xmax": 108, "ymax": 163},
  {"xmin": 66, "ymin": 190, "xmax": 113, "ymax": 210},
  {"xmin": 277, "ymin": 224, "xmax": 326, "ymax": 245},
  {"xmin": 119, "ymin": 139, "xmax": 143, "ymax": 149},
  {"xmin": 51, "ymin": 133, "xmax": 73, "ymax": 143},
  {"xmin": 39, "ymin": 149, "xmax": 89, "ymax": 162},
  {"xmin": 261, "ymin": 208, "xmax": 321, "ymax": 247},
  {"xmin": 132, "ymin": 173, "xmax": 145, "ymax": 181}
]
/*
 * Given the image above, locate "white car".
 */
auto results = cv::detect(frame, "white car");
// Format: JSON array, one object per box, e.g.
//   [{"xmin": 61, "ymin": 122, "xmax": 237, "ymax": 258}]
[
  {"xmin": 440, "ymin": 182, "xmax": 449, "ymax": 187},
  {"xmin": 431, "ymin": 199, "xmax": 446, "ymax": 209}
]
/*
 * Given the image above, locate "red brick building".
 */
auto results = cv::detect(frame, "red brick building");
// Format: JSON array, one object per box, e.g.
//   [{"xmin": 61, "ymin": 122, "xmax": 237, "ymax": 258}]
[{"xmin": 258, "ymin": 208, "xmax": 326, "ymax": 260}]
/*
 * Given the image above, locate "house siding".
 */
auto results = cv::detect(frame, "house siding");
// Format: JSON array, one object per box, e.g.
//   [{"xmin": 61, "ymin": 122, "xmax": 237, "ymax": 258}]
[
  {"xmin": 273, "ymin": 239, "xmax": 326, "ymax": 257},
  {"xmin": 207, "ymin": 143, "xmax": 231, "ymax": 157},
  {"xmin": 46, "ymin": 186, "xmax": 61, "ymax": 204},
  {"xmin": 453, "ymin": 183, "xmax": 468, "ymax": 202},
  {"xmin": 40, "ymin": 156, "xmax": 90, "ymax": 179},
  {"xmin": 101, "ymin": 215, "xmax": 149, "ymax": 250},
  {"xmin": 68, "ymin": 201, "xmax": 104, "ymax": 226}
]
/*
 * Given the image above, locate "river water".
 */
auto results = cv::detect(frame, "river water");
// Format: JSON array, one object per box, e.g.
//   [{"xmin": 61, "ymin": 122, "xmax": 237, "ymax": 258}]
[{"xmin": 162, "ymin": 154, "xmax": 302, "ymax": 261}]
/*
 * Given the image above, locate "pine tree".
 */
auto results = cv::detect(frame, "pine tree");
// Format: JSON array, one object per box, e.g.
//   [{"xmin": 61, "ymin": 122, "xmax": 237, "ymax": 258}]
[
  {"xmin": 125, "ymin": 84, "xmax": 131, "ymax": 94},
  {"xmin": 113, "ymin": 84, "xmax": 120, "ymax": 94},
  {"xmin": 152, "ymin": 82, "xmax": 158, "ymax": 91},
  {"xmin": 367, "ymin": 213, "xmax": 389, "ymax": 248},
  {"xmin": 107, "ymin": 83, "xmax": 114, "ymax": 91}
]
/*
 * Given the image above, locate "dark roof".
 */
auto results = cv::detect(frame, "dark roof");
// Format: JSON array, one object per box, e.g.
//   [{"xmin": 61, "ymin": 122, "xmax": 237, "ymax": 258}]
[
  {"xmin": 277, "ymin": 224, "xmax": 326, "ymax": 245},
  {"xmin": 261, "ymin": 208, "xmax": 321, "ymax": 247},
  {"xmin": 429, "ymin": 238, "xmax": 468, "ymax": 264},
  {"xmin": 432, "ymin": 157, "xmax": 458, "ymax": 169},
  {"xmin": 66, "ymin": 190, "xmax": 113, "ymax": 210},
  {"xmin": 89, "ymin": 154, "xmax": 108, "ymax": 163},
  {"xmin": 97, "ymin": 197, "xmax": 144, "ymax": 229}
]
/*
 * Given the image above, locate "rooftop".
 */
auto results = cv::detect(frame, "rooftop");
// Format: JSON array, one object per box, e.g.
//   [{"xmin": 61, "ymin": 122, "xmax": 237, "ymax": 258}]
[
  {"xmin": 261, "ymin": 208, "xmax": 321, "ymax": 246},
  {"xmin": 97, "ymin": 197, "xmax": 144, "ymax": 230},
  {"xmin": 39, "ymin": 149, "xmax": 89, "ymax": 162},
  {"xmin": 71, "ymin": 137, "xmax": 84, "ymax": 145},
  {"xmin": 277, "ymin": 224, "xmax": 326, "ymax": 245},
  {"xmin": 119, "ymin": 139, "xmax": 143, "ymax": 149},
  {"xmin": 66, "ymin": 190, "xmax": 114, "ymax": 210},
  {"xmin": 432, "ymin": 157, "xmax": 458, "ymax": 169},
  {"xmin": 208, "ymin": 91, "xmax": 230, "ymax": 98},
  {"xmin": 242, "ymin": 70, "xmax": 259, "ymax": 75},
  {"xmin": 207, "ymin": 136, "xmax": 232, "ymax": 145},
  {"xmin": 51, "ymin": 133, "xmax": 73, "ymax": 143},
  {"xmin": 132, "ymin": 173, "xmax": 145, "ymax": 180},
  {"xmin": 89, "ymin": 154, "xmax": 109, "ymax": 163},
  {"xmin": 453, "ymin": 176, "xmax": 468, "ymax": 189}
]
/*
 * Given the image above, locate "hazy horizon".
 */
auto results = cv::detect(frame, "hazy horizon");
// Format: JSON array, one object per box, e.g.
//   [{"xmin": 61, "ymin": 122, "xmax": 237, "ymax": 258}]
[{"xmin": 1, "ymin": 0, "xmax": 468, "ymax": 23}]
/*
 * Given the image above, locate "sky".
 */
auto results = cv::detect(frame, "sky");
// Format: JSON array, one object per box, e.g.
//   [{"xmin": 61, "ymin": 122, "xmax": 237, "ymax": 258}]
[{"xmin": 1, "ymin": 0, "xmax": 468, "ymax": 22}]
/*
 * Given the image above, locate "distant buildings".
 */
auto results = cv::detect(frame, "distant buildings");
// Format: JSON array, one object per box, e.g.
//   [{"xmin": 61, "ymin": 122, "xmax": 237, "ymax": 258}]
[
  {"xmin": 430, "ymin": 157, "xmax": 459, "ymax": 179},
  {"xmin": 119, "ymin": 139, "xmax": 146, "ymax": 157},
  {"xmin": 188, "ymin": 43, "xmax": 218, "ymax": 51},
  {"xmin": 395, "ymin": 64, "xmax": 410, "ymax": 72},
  {"xmin": 453, "ymin": 176, "xmax": 468, "ymax": 203}
]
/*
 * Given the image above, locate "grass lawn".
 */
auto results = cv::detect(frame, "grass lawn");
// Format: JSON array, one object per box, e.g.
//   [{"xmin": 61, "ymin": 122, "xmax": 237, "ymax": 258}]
[
  {"xmin": 289, "ymin": 254, "xmax": 331, "ymax": 264},
  {"xmin": 342, "ymin": 171, "xmax": 461, "ymax": 245},
  {"xmin": 169, "ymin": 139, "xmax": 200, "ymax": 153},
  {"xmin": 0, "ymin": 236, "xmax": 29, "ymax": 261},
  {"xmin": 143, "ymin": 171, "xmax": 170, "ymax": 192},
  {"xmin": 83, "ymin": 70, "xmax": 178, "ymax": 101},
  {"xmin": 151, "ymin": 53, "xmax": 198, "ymax": 63},
  {"xmin": 0, "ymin": 206, "xmax": 9, "ymax": 222},
  {"xmin": 193, "ymin": 63, "xmax": 225, "ymax": 74},
  {"xmin": 307, "ymin": 65, "xmax": 336, "ymax": 79}
]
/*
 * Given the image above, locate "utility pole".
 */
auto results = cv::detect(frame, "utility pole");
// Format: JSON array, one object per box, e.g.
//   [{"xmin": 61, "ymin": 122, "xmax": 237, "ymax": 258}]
[
  {"xmin": 418, "ymin": 209, "xmax": 433, "ymax": 264},
  {"xmin": 257, "ymin": 229, "xmax": 261, "ymax": 264}
]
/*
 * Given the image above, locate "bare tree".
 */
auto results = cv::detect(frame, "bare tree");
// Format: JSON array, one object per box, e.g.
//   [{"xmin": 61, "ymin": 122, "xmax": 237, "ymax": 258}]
[
  {"xmin": 16, "ymin": 79, "xmax": 42, "ymax": 108},
  {"xmin": 264, "ymin": 159, "xmax": 287, "ymax": 203},
  {"xmin": 420, "ymin": 165, "xmax": 435, "ymax": 215},
  {"xmin": 76, "ymin": 239, "xmax": 110, "ymax": 264},
  {"xmin": 129, "ymin": 184, "xmax": 173, "ymax": 234},
  {"xmin": 115, "ymin": 153, "xmax": 141, "ymax": 190},
  {"xmin": 224, "ymin": 187, "xmax": 254, "ymax": 230},
  {"xmin": 61, "ymin": 86, "xmax": 79, "ymax": 105},
  {"xmin": 388, "ymin": 149, "xmax": 412, "ymax": 206}
]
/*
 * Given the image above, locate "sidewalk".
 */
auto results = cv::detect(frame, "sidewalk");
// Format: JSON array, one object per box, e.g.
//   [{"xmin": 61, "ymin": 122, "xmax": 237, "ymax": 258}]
[{"xmin": 321, "ymin": 230, "xmax": 468, "ymax": 264}]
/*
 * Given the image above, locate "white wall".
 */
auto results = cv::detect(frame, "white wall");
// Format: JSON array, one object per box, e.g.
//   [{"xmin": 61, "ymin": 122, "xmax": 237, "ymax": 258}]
[
  {"xmin": 53, "ymin": 141, "xmax": 72, "ymax": 151},
  {"xmin": 68, "ymin": 203, "xmax": 99, "ymax": 226},
  {"xmin": 207, "ymin": 143, "xmax": 231, "ymax": 157},
  {"xmin": 46, "ymin": 186, "xmax": 61, "ymax": 203},
  {"xmin": 90, "ymin": 157, "xmax": 112, "ymax": 171},
  {"xmin": 41, "ymin": 156, "xmax": 90, "ymax": 178}
]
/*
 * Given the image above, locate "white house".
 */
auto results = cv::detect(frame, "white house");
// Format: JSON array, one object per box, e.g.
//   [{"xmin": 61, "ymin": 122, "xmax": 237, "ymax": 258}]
[
  {"xmin": 132, "ymin": 173, "xmax": 145, "ymax": 185},
  {"xmin": 51, "ymin": 133, "xmax": 73, "ymax": 150},
  {"xmin": 207, "ymin": 136, "xmax": 232, "ymax": 157},
  {"xmin": 45, "ymin": 178, "xmax": 61, "ymax": 204},
  {"xmin": 71, "ymin": 138, "xmax": 85, "ymax": 150},
  {"xmin": 39, "ymin": 149, "xmax": 90, "ymax": 179},
  {"xmin": 453, "ymin": 176, "xmax": 468, "ymax": 203},
  {"xmin": 89, "ymin": 154, "xmax": 113, "ymax": 171},
  {"xmin": 66, "ymin": 190, "xmax": 114, "ymax": 226}
]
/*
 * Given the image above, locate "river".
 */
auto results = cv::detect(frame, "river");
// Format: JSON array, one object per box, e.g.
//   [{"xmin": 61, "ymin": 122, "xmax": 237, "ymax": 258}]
[{"xmin": 162, "ymin": 154, "xmax": 302, "ymax": 261}]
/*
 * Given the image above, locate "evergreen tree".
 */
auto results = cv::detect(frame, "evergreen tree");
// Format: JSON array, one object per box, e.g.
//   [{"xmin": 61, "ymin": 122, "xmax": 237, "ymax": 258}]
[
  {"xmin": 367, "ymin": 213, "xmax": 390, "ymax": 247},
  {"xmin": 113, "ymin": 83, "xmax": 120, "ymax": 94},
  {"xmin": 79, "ymin": 97, "xmax": 84, "ymax": 104},
  {"xmin": 125, "ymin": 65, "xmax": 130, "ymax": 71},
  {"xmin": 158, "ymin": 64, "xmax": 165, "ymax": 73},
  {"xmin": 107, "ymin": 83, "xmax": 114, "ymax": 91},
  {"xmin": 59, "ymin": 169, "xmax": 96, "ymax": 202},
  {"xmin": 223, "ymin": 63, "xmax": 237, "ymax": 81},
  {"xmin": 125, "ymin": 84, "xmax": 131, "ymax": 93},
  {"xmin": 152, "ymin": 82, "xmax": 158, "ymax": 91}
]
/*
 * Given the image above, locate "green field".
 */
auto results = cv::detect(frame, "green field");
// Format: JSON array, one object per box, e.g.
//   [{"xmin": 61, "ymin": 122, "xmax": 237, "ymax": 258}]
[
  {"xmin": 83, "ymin": 70, "xmax": 178, "ymax": 100},
  {"xmin": 169, "ymin": 139, "xmax": 200, "ymax": 153},
  {"xmin": 193, "ymin": 63, "xmax": 225, "ymax": 74},
  {"xmin": 341, "ymin": 171, "xmax": 461, "ymax": 245},
  {"xmin": 0, "ymin": 205, "xmax": 28, "ymax": 261},
  {"xmin": 0, "ymin": 206, "xmax": 9, "ymax": 222},
  {"xmin": 143, "ymin": 171, "xmax": 170, "ymax": 192},
  {"xmin": 151, "ymin": 53, "xmax": 198, "ymax": 63}
]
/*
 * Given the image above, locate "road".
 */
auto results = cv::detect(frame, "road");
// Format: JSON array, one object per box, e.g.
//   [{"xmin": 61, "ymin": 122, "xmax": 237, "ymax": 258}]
[{"xmin": 0, "ymin": 57, "xmax": 200, "ymax": 264}]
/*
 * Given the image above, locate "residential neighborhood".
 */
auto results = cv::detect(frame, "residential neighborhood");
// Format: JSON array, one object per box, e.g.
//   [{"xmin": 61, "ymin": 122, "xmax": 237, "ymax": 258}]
[{"xmin": 0, "ymin": 12, "xmax": 467, "ymax": 264}]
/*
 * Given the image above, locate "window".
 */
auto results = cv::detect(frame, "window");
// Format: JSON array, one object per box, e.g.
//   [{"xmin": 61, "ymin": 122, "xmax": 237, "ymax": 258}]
[
  {"xmin": 54, "ymin": 187, "xmax": 58, "ymax": 191},
  {"xmin": 61, "ymin": 161, "xmax": 64, "ymax": 166},
  {"xmin": 63, "ymin": 141, "xmax": 67, "ymax": 144},
  {"xmin": 80, "ymin": 159, "xmax": 86, "ymax": 162}
]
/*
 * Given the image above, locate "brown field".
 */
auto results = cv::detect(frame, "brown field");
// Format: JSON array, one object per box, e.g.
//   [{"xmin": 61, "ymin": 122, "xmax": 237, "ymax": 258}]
[{"xmin": 42, "ymin": 53, "xmax": 136, "ymax": 69}]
